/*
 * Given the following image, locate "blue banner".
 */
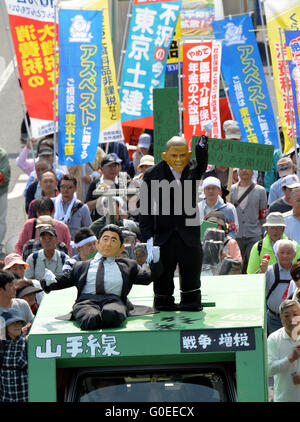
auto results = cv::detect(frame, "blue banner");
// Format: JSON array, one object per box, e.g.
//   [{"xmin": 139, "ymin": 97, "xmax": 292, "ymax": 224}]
[
  {"xmin": 58, "ymin": 9, "xmax": 102, "ymax": 165},
  {"xmin": 212, "ymin": 15, "xmax": 279, "ymax": 149},
  {"xmin": 119, "ymin": 0, "xmax": 182, "ymax": 126},
  {"xmin": 285, "ymin": 30, "xmax": 300, "ymax": 144}
]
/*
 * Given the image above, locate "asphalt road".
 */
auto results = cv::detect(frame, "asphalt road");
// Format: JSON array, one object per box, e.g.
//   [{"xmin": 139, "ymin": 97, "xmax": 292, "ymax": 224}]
[{"xmin": 0, "ymin": 5, "xmax": 30, "ymax": 253}]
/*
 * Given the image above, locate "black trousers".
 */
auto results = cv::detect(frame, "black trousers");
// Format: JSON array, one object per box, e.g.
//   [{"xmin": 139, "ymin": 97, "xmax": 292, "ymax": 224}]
[
  {"xmin": 154, "ymin": 231, "xmax": 202, "ymax": 299},
  {"xmin": 72, "ymin": 294, "xmax": 127, "ymax": 330}
]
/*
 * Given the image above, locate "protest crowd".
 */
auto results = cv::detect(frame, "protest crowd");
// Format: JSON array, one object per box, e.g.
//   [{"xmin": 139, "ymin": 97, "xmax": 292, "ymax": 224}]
[
  {"xmin": 1, "ymin": 122, "xmax": 300, "ymax": 402},
  {"xmin": 2, "ymin": 0, "xmax": 300, "ymax": 405}
]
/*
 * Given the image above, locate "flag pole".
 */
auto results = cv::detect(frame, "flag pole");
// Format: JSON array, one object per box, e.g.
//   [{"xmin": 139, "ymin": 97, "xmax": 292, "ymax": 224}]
[{"xmin": 0, "ymin": 0, "xmax": 35, "ymax": 161}]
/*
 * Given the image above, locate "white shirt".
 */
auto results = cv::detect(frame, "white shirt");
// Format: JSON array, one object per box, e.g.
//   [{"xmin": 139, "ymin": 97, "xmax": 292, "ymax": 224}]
[
  {"xmin": 284, "ymin": 214, "xmax": 300, "ymax": 245},
  {"xmin": 268, "ymin": 327, "xmax": 300, "ymax": 402},
  {"xmin": 82, "ymin": 252, "xmax": 123, "ymax": 296}
]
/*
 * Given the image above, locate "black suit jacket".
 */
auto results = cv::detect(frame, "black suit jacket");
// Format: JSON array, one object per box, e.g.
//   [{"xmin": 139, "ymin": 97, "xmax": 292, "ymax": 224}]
[
  {"xmin": 139, "ymin": 141, "xmax": 208, "ymax": 247},
  {"xmin": 42, "ymin": 257, "xmax": 163, "ymax": 310}
]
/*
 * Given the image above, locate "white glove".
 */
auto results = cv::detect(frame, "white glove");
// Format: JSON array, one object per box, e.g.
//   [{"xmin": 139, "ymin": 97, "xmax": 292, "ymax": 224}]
[
  {"xmin": 44, "ymin": 269, "xmax": 57, "ymax": 287},
  {"xmin": 146, "ymin": 237, "xmax": 154, "ymax": 264}
]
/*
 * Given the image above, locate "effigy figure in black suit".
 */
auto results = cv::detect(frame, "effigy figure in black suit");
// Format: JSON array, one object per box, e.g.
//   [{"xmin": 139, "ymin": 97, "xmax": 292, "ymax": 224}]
[{"xmin": 139, "ymin": 135, "xmax": 208, "ymax": 311}]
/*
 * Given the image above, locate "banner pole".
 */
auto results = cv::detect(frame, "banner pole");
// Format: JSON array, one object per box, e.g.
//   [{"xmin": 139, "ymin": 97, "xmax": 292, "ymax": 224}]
[
  {"xmin": 0, "ymin": 0, "xmax": 35, "ymax": 160},
  {"xmin": 278, "ymin": 28, "xmax": 299, "ymax": 169},
  {"xmin": 258, "ymin": 0, "xmax": 282, "ymax": 156},
  {"xmin": 53, "ymin": 0, "xmax": 58, "ymax": 172},
  {"xmin": 116, "ymin": 0, "xmax": 133, "ymax": 87},
  {"xmin": 178, "ymin": 38, "xmax": 183, "ymax": 137}
]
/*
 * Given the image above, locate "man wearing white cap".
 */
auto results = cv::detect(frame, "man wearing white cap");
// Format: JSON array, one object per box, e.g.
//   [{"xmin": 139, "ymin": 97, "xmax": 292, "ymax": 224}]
[
  {"xmin": 268, "ymin": 174, "xmax": 300, "ymax": 214},
  {"xmin": 268, "ymin": 157, "xmax": 296, "ymax": 206},
  {"xmin": 284, "ymin": 187, "xmax": 300, "ymax": 245},
  {"xmin": 199, "ymin": 176, "xmax": 239, "ymax": 238},
  {"xmin": 132, "ymin": 133, "xmax": 152, "ymax": 174},
  {"xmin": 247, "ymin": 212, "xmax": 300, "ymax": 274}
]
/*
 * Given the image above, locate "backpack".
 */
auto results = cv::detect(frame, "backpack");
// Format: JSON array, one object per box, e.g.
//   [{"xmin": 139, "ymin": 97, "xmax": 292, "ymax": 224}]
[
  {"xmin": 22, "ymin": 218, "xmax": 69, "ymax": 261},
  {"xmin": 32, "ymin": 250, "xmax": 66, "ymax": 270},
  {"xmin": 22, "ymin": 239, "xmax": 68, "ymax": 261}
]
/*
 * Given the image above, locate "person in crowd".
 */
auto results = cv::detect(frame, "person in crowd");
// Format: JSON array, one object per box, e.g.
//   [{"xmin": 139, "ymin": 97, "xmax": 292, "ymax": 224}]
[
  {"xmin": 24, "ymin": 159, "xmax": 50, "ymax": 212},
  {"xmin": 203, "ymin": 210, "xmax": 242, "ymax": 263},
  {"xmin": 0, "ymin": 308, "xmax": 28, "ymax": 402},
  {"xmin": 3, "ymin": 253, "xmax": 29, "ymax": 278},
  {"xmin": 40, "ymin": 224, "xmax": 162, "ymax": 330},
  {"xmin": 16, "ymin": 135, "xmax": 68, "ymax": 177},
  {"xmin": 99, "ymin": 141, "xmax": 131, "ymax": 173},
  {"xmin": 247, "ymin": 212, "xmax": 300, "ymax": 274},
  {"xmin": 85, "ymin": 153, "xmax": 131, "ymax": 222},
  {"xmin": 24, "ymin": 147, "xmax": 66, "ymax": 197},
  {"xmin": 139, "ymin": 134, "xmax": 208, "ymax": 311},
  {"xmin": 89, "ymin": 196, "xmax": 126, "ymax": 239},
  {"xmin": 27, "ymin": 170, "xmax": 59, "ymax": 219},
  {"xmin": 53, "ymin": 175, "xmax": 92, "ymax": 240},
  {"xmin": 199, "ymin": 176, "xmax": 239, "ymax": 239},
  {"xmin": 3, "ymin": 253, "xmax": 43, "ymax": 306},
  {"xmin": 268, "ymin": 174, "xmax": 300, "ymax": 214},
  {"xmin": 265, "ymin": 239, "xmax": 297, "ymax": 335},
  {"xmin": 14, "ymin": 198, "xmax": 72, "ymax": 257},
  {"xmin": 134, "ymin": 243, "xmax": 148, "ymax": 269},
  {"xmin": 62, "ymin": 227, "xmax": 97, "ymax": 272},
  {"xmin": 24, "ymin": 226, "xmax": 69, "ymax": 281},
  {"xmin": 286, "ymin": 262, "xmax": 300, "ymax": 302},
  {"xmin": 229, "ymin": 168, "xmax": 268, "ymax": 273},
  {"xmin": 132, "ymin": 133, "xmax": 152, "ymax": 175},
  {"xmin": 0, "ymin": 270, "xmax": 33, "ymax": 324},
  {"xmin": 267, "ymin": 299, "xmax": 300, "ymax": 402},
  {"xmin": 284, "ymin": 187, "xmax": 300, "ymax": 245},
  {"xmin": 268, "ymin": 157, "xmax": 296, "ymax": 206},
  {"xmin": 0, "ymin": 147, "xmax": 10, "ymax": 258},
  {"xmin": 132, "ymin": 154, "xmax": 155, "ymax": 185},
  {"xmin": 67, "ymin": 146, "xmax": 105, "ymax": 202},
  {"xmin": 16, "ymin": 284, "xmax": 42, "ymax": 315}
]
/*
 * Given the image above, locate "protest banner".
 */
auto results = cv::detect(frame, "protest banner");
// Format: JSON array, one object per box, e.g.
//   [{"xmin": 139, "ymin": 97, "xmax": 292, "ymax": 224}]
[
  {"xmin": 58, "ymin": 9, "xmax": 102, "ymax": 165},
  {"xmin": 264, "ymin": 0, "xmax": 300, "ymax": 152},
  {"xmin": 285, "ymin": 30, "xmax": 300, "ymax": 145},
  {"xmin": 192, "ymin": 136, "xmax": 274, "ymax": 172},
  {"xmin": 119, "ymin": 0, "xmax": 182, "ymax": 129},
  {"xmin": 60, "ymin": 0, "xmax": 124, "ymax": 145},
  {"xmin": 212, "ymin": 14, "xmax": 278, "ymax": 150},
  {"xmin": 153, "ymin": 87, "xmax": 179, "ymax": 163},
  {"xmin": 182, "ymin": 39, "xmax": 222, "ymax": 148},
  {"xmin": 5, "ymin": 0, "xmax": 56, "ymax": 137}
]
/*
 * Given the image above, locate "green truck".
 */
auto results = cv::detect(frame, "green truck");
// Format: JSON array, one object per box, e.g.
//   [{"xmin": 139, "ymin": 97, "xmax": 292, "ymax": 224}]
[{"xmin": 27, "ymin": 274, "xmax": 268, "ymax": 402}]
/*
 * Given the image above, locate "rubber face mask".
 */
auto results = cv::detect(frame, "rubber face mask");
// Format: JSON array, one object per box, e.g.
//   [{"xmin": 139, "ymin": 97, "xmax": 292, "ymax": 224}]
[{"xmin": 161, "ymin": 146, "xmax": 192, "ymax": 172}]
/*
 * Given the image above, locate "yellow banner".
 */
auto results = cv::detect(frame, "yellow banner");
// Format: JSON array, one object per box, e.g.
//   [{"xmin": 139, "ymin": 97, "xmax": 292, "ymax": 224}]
[
  {"xmin": 61, "ymin": 0, "xmax": 123, "ymax": 143},
  {"xmin": 167, "ymin": 16, "xmax": 183, "ymax": 66},
  {"xmin": 264, "ymin": 0, "xmax": 300, "ymax": 152}
]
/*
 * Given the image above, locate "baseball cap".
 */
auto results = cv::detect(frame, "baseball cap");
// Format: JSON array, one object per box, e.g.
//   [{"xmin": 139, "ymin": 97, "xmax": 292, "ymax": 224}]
[
  {"xmin": 138, "ymin": 133, "xmax": 152, "ymax": 148},
  {"xmin": 39, "ymin": 226, "xmax": 57, "ymax": 237},
  {"xmin": 16, "ymin": 285, "xmax": 43, "ymax": 299},
  {"xmin": 36, "ymin": 215, "xmax": 54, "ymax": 229},
  {"xmin": 3, "ymin": 253, "xmax": 29, "ymax": 270},
  {"xmin": 263, "ymin": 212, "xmax": 286, "ymax": 227},
  {"xmin": 101, "ymin": 153, "xmax": 122, "ymax": 167},
  {"xmin": 281, "ymin": 174, "xmax": 300, "ymax": 189},
  {"xmin": 277, "ymin": 157, "xmax": 295, "ymax": 177},
  {"xmin": 203, "ymin": 176, "xmax": 221, "ymax": 189},
  {"xmin": 0, "ymin": 308, "xmax": 26, "ymax": 327}
]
